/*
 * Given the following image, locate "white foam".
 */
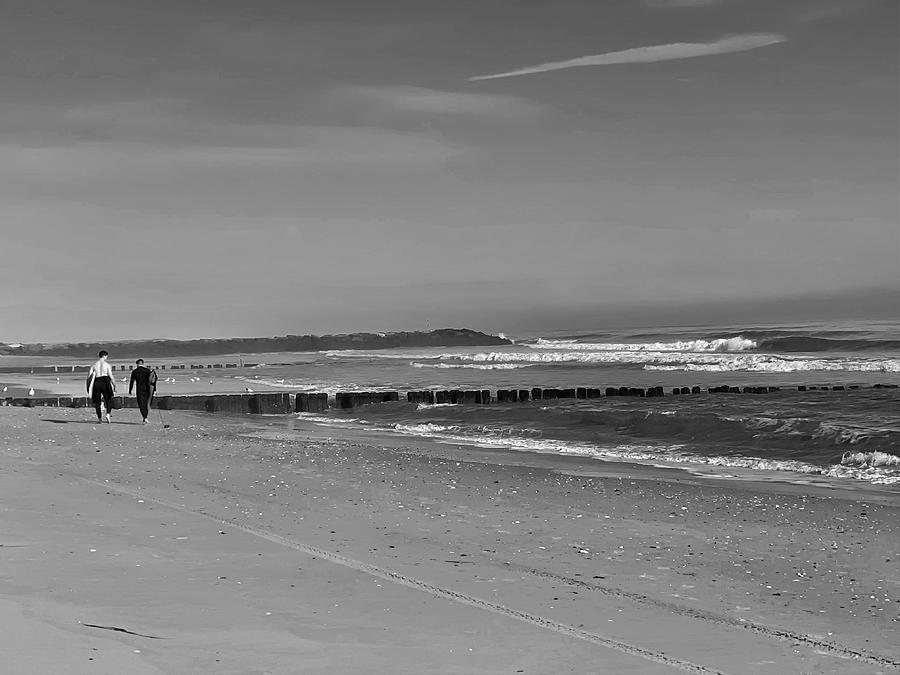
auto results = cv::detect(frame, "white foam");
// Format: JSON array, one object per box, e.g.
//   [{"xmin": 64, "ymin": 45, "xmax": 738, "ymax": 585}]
[
  {"xmin": 315, "ymin": 343, "xmax": 900, "ymax": 373},
  {"xmin": 841, "ymin": 450, "xmax": 900, "ymax": 468},
  {"xmin": 395, "ymin": 422, "xmax": 463, "ymax": 435},
  {"xmin": 532, "ymin": 336, "xmax": 758, "ymax": 352},
  {"xmin": 369, "ymin": 421, "xmax": 900, "ymax": 486},
  {"xmin": 823, "ymin": 464, "xmax": 900, "ymax": 485},
  {"xmin": 295, "ymin": 413, "xmax": 366, "ymax": 427},
  {"xmin": 411, "ymin": 362, "xmax": 532, "ymax": 370},
  {"xmin": 237, "ymin": 376, "xmax": 393, "ymax": 395},
  {"xmin": 646, "ymin": 355, "xmax": 900, "ymax": 373},
  {"xmin": 323, "ymin": 349, "xmax": 437, "ymax": 360},
  {"xmin": 286, "ymin": 384, "xmax": 900, "ymax": 486},
  {"xmin": 236, "ymin": 376, "xmax": 309, "ymax": 389}
]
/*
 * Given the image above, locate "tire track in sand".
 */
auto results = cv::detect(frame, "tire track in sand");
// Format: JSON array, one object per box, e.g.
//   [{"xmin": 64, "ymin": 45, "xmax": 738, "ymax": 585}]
[
  {"xmin": 509, "ymin": 564, "xmax": 899, "ymax": 669},
  {"xmin": 84, "ymin": 478, "xmax": 727, "ymax": 675}
]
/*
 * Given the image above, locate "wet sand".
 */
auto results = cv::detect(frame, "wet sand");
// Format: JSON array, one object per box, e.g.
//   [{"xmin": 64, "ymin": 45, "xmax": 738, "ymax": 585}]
[{"xmin": 1, "ymin": 406, "xmax": 897, "ymax": 674}]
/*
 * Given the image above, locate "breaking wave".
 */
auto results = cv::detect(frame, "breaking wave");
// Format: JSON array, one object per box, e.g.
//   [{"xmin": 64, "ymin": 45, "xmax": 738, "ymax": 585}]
[
  {"xmin": 292, "ymin": 394, "xmax": 900, "ymax": 486},
  {"xmin": 645, "ymin": 355, "xmax": 900, "ymax": 373},
  {"xmin": 443, "ymin": 350, "xmax": 900, "ymax": 373},
  {"xmin": 412, "ymin": 362, "xmax": 534, "ymax": 370},
  {"xmin": 310, "ymin": 417, "xmax": 900, "ymax": 486},
  {"xmin": 532, "ymin": 336, "xmax": 758, "ymax": 352},
  {"xmin": 841, "ymin": 450, "xmax": 900, "ymax": 469}
]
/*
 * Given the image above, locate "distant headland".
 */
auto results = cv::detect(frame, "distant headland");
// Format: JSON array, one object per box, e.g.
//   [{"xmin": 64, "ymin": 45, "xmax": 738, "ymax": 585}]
[{"xmin": 0, "ymin": 329, "xmax": 511, "ymax": 358}]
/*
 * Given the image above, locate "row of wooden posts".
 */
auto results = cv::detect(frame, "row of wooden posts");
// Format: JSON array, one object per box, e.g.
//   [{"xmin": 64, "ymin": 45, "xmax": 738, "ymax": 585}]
[{"xmin": 1, "ymin": 382, "xmax": 896, "ymax": 415}]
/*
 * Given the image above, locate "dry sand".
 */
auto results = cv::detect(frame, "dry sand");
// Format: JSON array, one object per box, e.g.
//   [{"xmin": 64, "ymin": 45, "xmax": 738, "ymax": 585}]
[{"xmin": 0, "ymin": 405, "xmax": 897, "ymax": 674}]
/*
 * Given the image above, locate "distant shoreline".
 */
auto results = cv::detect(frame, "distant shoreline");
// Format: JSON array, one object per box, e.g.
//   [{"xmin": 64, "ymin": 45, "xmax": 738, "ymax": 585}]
[{"xmin": 0, "ymin": 328, "xmax": 510, "ymax": 358}]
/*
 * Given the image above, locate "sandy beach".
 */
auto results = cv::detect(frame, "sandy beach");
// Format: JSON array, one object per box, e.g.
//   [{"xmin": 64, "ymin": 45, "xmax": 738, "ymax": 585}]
[
  {"xmin": 5, "ymin": 0, "xmax": 897, "ymax": 670},
  {"xmin": 1, "ymin": 405, "xmax": 897, "ymax": 674}
]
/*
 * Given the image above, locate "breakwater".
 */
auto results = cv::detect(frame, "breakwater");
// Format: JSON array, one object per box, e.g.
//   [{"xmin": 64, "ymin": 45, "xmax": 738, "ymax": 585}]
[{"xmin": 3, "ymin": 382, "xmax": 897, "ymax": 414}]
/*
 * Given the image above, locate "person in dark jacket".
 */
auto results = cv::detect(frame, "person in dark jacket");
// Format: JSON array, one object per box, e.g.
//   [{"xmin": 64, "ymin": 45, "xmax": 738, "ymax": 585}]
[{"xmin": 129, "ymin": 359, "xmax": 155, "ymax": 424}]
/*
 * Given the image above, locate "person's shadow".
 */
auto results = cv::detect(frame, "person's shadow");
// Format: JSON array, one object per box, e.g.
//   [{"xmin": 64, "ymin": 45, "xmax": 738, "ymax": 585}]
[{"xmin": 42, "ymin": 419, "xmax": 143, "ymax": 425}]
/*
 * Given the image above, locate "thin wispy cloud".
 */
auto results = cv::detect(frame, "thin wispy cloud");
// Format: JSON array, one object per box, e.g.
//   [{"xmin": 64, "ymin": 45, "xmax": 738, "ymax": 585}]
[
  {"xmin": 330, "ymin": 85, "xmax": 542, "ymax": 119},
  {"xmin": 470, "ymin": 33, "xmax": 787, "ymax": 81}
]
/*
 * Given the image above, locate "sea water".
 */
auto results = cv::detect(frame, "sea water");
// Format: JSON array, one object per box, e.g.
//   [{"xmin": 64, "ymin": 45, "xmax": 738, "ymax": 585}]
[{"xmin": 226, "ymin": 319, "xmax": 900, "ymax": 488}]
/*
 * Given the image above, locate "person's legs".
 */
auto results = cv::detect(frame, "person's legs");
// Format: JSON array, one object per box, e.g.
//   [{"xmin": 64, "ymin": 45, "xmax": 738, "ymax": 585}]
[
  {"xmin": 92, "ymin": 391, "xmax": 103, "ymax": 421},
  {"xmin": 103, "ymin": 387, "xmax": 113, "ymax": 422},
  {"xmin": 91, "ymin": 377, "xmax": 114, "ymax": 421},
  {"xmin": 137, "ymin": 390, "xmax": 149, "ymax": 422}
]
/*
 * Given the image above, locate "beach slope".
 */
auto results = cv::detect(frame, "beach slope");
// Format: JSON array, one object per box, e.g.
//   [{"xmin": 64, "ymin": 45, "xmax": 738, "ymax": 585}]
[{"xmin": 0, "ymin": 407, "xmax": 897, "ymax": 674}]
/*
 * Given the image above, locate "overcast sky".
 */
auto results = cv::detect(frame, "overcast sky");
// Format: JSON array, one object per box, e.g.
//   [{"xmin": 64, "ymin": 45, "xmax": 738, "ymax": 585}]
[{"xmin": 1, "ymin": 0, "xmax": 897, "ymax": 342}]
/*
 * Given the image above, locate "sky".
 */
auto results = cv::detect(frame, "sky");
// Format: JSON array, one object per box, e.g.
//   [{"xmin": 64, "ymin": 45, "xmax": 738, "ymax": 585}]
[{"xmin": 1, "ymin": 0, "xmax": 897, "ymax": 342}]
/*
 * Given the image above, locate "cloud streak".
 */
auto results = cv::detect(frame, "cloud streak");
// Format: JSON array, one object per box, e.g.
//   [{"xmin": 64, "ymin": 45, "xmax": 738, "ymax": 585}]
[
  {"xmin": 329, "ymin": 85, "xmax": 542, "ymax": 119},
  {"xmin": 469, "ymin": 33, "xmax": 787, "ymax": 81}
]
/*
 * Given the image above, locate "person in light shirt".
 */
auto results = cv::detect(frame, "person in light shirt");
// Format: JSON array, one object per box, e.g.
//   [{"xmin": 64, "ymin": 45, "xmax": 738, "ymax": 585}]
[{"xmin": 86, "ymin": 350, "xmax": 116, "ymax": 423}]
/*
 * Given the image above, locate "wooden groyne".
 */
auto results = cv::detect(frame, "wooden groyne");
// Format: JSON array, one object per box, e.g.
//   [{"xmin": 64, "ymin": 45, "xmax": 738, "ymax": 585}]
[{"xmin": 2, "ymin": 383, "xmax": 896, "ymax": 414}]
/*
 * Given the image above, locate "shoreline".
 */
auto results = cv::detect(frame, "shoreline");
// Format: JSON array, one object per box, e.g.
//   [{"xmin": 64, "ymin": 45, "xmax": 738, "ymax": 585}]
[
  {"xmin": 5, "ymin": 389, "xmax": 899, "ymax": 494},
  {"xmin": 277, "ymin": 415, "xmax": 900, "ymax": 503},
  {"xmin": 1, "ymin": 405, "xmax": 897, "ymax": 673}
]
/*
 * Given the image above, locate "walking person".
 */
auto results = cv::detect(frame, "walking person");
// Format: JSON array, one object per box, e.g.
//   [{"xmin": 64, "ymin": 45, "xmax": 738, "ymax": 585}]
[
  {"xmin": 86, "ymin": 350, "xmax": 116, "ymax": 423},
  {"xmin": 129, "ymin": 359, "xmax": 155, "ymax": 424}
]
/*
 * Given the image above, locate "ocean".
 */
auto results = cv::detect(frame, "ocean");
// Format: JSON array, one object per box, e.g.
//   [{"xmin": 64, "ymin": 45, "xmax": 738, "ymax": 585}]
[{"xmin": 227, "ymin": 319, "xmax": 900, "ymax": 488}]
